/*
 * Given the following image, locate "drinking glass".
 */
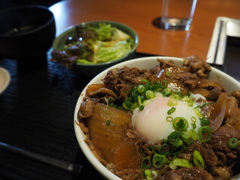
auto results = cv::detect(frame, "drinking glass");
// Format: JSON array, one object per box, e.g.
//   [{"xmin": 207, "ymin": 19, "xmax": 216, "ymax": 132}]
[{"xmin": 160, "ymin": 0, "xmax": 197, "ymax": 31}]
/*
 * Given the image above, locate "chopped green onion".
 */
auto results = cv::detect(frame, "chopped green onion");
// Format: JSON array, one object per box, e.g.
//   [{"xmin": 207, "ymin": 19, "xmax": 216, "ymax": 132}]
[
  {"xmin": 170, "ymin": 93, "xmax": 181, "ymax": 100},
  {"xmin": 152, "ymin": 145, "xmax": 161, "ymax": 154},
  {"xmin": 145, "ymin": 83, "xmax": 150, "ymax": 91},
  {"xmin": 144, "ymin": 169, "xmax": 157, "ymax": 180},
  {"xmin": 160, "ymin": 80, "xmax": 168, "ymax": 88},
  {"xmin": 106, "ymin": 119, "xmax": 111, "ymax": 126},
  {"xmin": 171, "ymin": 146, "xmax": 183, "ymax": 156},
  {"xmin": 167, "ymin": 107, "xmax": 176, "ymax": 115},
  {"xmin": 168, "ymin": 131, "xmax": 183, "ymax": 140},
  {"xmin": 152, "ymin": 154, "xmax": 167, "ymax": 168},
  {"xmin": 171, "ymin": 87, "xmax": 181, "ymax": 95},
  {"xmin": 227, "ymin": 138, "xmax": 239, "ymax": 149},
  {"xmin": 162, "ymin": 87, "xmax": 172, "ymax": 96},
  {"xmin": 169, "ymin": 162, "xmax": 177, "ymax": 170},
  {"xmin": 166, "ymin": 116, "xmax": 173, "ymax": 122},
  {"xmin": 193, "ymin": 150, "xmax": 205, "ymax": 168},
  {"xmin": 182, "ymin": 129, "xmax": 199, "ymax": 142},
  {"xmin": 194, "ymin": 108, "xmax": 204, "ymax": 118},
  {"xmin": 144, "ymin": 169, "xmax": 152, "ymax": 178},
  {"xmin": 198, "ymin": 126, "xmax": 212, "ymax": 142},
  {"xmin": 161, "ymin": 150, "xmax": 171, "ymax": 156},
  {"xmin": 137, "ymin": 84, "xmax": 146, "ymax": 94},
  {"xmin": 150, "ymin": 83, "xmax": 159, "ymax": 91},
  {"xmin": 154, "ymin": 92, "xmax": 163, "ymax": 97},
  {"xmin": 181, "ymin": 136, "xmax": 193, "ymax": 145},
  {"xmin": 191, "ymin": 117, "xmax": 197, "ymax": 122},
  {"xmin": 161, "ymin": 139, "xmax": 168, "ymax": 147},
  {"xmin": 189, "ymin": 129, "xmax": 199, "ymax": 140},
  {"xmin": 167, "ymin": 98, "xmax": 178, "ymax": 106},
  {"xmin": 166, "ymin": 70, "xmax": 171, "ymax": 77},
  {"xmin": 109, "ymin": 103, "xmax": 114, "ymax": 107},
  {"xmin": 170, "ymin": 137, "xmax": 183, "ymax": 147},
  {"xmin": 141, "ymin": 157, "xmax": 151, "ymax": 169},
  {"xmin": 191, "ymin": 117, "xmax": 197, "ymax": 129},
  {"xmin": 172, "ymin": 158, "xmax": 192, "ymax": 168},
  {"xmin": 139, "ymin": 105, "xmax": 144, "ymax": 111},
  {"xmin": 122, "ymin": 98, "xmax": 132, "ymax": 110},
  {"xmin": 131, "ymin": 102, "xmax": 139, "ymax": 111},
  {"xmin": 200, "ymin": 117, "xmax": 210, "ymax": 126},
  {"xmin": 151, "ymin": 170, "xmax": 157, "ymax": 179},
  {"xmin": 181, "ymin": 96, "xmax": 193, "ymax": 107},
  {"xmin": 195, "ymin": 103, "xmax": 210, "ymax": 108},
  {"xmin": 138, "ymin": 95, "xmax": 143, "ymax": 105},
  {"xmin": 173, "ymin": 117, "xmax": 189, "ymax": 131},
  {"xmin": 145, "ymin": 90, "xmax": 155, "ymax": 99},
  {"xmin": 115, "ymin": 104, "xmax": 122, "ymax": 110},
  {"xmin": 130, "ymin": 89, "xmax": 137, "ymax": 103},
  {"xmin": 141, "ymin": 79, "xmax": 150, "ymax": 83},
  {"xmin": 143, "ymin": 99, "xmax": 153, "ymax": 106}
]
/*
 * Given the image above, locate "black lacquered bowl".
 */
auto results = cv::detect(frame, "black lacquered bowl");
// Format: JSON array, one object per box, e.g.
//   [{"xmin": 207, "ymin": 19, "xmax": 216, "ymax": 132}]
[{"xmin": 0, "ymin": 5, "xmax": 56, "ymax": 59}]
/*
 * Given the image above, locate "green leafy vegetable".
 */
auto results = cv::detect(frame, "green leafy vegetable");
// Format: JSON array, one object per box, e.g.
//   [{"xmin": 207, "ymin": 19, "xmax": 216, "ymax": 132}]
[
  {"xmin": 96, "ymin": 23, "xmax": 114, "ymax": 41},
  {"xmin": 93, "ymin": 40, "xmax": 132, "ymax": 63}
]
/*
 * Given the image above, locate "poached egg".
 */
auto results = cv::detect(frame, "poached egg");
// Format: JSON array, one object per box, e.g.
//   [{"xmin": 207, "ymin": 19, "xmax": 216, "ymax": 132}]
[{"xmin": 132, "ymin": 93, "xmax": 204, "ymax": 144}]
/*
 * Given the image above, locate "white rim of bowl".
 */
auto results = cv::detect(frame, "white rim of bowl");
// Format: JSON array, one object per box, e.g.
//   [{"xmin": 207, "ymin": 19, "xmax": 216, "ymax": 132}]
[{"xmin": 73, "ymin": 56, "xmax": 240, "ymax": 179}]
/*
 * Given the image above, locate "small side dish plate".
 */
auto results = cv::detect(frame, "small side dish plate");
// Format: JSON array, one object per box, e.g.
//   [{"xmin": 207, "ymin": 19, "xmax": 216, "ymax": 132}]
[
  {"xmin": 51, "ymin": 20, "xmax": 139, "ymax": 76},
  {"xmin": 0, "ymin": 67, "xmax": 10, "ymax": 94},
  {"xmin": 207, "ymin": 16, "xmax": 240, "ymax": 65}
]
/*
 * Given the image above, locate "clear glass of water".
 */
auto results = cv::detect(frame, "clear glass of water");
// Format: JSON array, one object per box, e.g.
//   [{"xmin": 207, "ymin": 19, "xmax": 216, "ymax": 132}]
[{"xmin": 160, "ymin": 0, "xmax": 197, "ymax": 31}]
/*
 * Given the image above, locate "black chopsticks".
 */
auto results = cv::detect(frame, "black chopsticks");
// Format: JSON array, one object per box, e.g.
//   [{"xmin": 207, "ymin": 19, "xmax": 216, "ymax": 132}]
[{"xmin": 0, "ymin": 142, "xmax": 82, "ymax": 175}]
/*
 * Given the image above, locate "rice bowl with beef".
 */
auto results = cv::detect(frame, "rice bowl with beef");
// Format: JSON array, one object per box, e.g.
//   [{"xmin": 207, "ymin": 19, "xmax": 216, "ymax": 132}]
[{"xmin": 74, "ymin": 56, "xmax": 240, "ymax": 180}]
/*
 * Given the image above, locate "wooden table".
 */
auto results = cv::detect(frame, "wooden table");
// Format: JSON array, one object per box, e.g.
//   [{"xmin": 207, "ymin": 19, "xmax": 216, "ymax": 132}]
[{"xmin": 50, "ymin": 0, "xmax": 240, "ymax": 59}]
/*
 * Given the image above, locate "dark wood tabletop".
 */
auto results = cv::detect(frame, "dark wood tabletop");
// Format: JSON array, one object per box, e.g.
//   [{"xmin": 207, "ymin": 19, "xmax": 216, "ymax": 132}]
[{"xmin": 0, "ymin": 0, "xmax": 240, "ymax": 179}]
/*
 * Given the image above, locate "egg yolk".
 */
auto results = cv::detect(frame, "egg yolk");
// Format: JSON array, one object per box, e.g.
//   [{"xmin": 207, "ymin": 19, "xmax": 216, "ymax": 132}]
[{"xmin": 132, "ymin": 95, "xmax": 202, "ymax": 144}]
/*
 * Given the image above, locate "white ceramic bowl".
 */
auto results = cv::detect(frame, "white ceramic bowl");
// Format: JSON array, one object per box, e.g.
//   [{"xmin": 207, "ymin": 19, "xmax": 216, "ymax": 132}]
[
  {"xmin": 73, "ymin": 56, "xmax": 240, "ymax": 179},
  {"xmin": 0, "ymin": 67, "xmax": 10, "ymax": 94}
]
